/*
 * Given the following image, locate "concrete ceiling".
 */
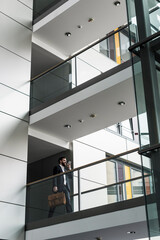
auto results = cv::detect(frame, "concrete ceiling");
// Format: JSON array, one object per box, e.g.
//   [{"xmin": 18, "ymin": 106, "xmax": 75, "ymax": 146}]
[
  {"xmin": 51, "ymin": 221, "xmax": 148, "ymax": 240},
  {"xmin": 30, "ymin": 61, "xmax": 136, "ymax": 141},
  {"xmin": 33, "ymin": 0, "xmax": 128, "ymax": 57}
]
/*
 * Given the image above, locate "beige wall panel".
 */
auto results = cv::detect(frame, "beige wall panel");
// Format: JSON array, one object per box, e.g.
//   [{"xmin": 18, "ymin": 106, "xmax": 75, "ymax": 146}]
[
  {"xmin": 0, "ymin": 84, "xmax": 29, "ymax": 121},
  {"xmin": 0, "ymin": 113, "xmax": 28, "ymax": 161},
  {"xmin": 0, "ymin": 155, "xmax": 27, "ymax": 205},
  {"xmin": 0, "ymin": 0, "xmax": 32, "ymax": 28},
  {"xmin": 0, "ymin": 202, "xmax": 25, "ymax": 240},
  {"xmin": 0, "ymin": 47, "xmax": 30, "ymax": 95},
  {"xmin": 0, "ymin": 12, "xmax": 32, "ymax": 61}
]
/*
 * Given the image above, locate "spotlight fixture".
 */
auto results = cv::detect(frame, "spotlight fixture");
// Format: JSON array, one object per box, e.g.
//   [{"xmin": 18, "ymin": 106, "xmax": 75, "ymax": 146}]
[
  {"xmin": 127, "ymin": 231, "xmax": 136, "ymax": 234},
  {"xmin": 65, "ymin": 32, "xmax": 71, "ymax": 37},
  {"xmin": 78, "ymin": 119, "xmax": 84, "ymax": 123},
  {"xmin": 118, "ymin": 101, "xmax": 125, "ymax": 106},
  {"xmin": 88, "ymin": 17, "xmax": 94, "ymax": 22},
  {"xmin": 114, "ymin": 1, "xmax": 121, "ymax": 6},
  {"xmin": 77, "ymin": 25, "xmax": 82, "ymax": 29},
  {"xmin": 64, "ymin": 124, "xmax": 72, "ymax": 128},
  {"xmin": 90, "ymin": 113, "xmax": 96, "ymax": 118}
]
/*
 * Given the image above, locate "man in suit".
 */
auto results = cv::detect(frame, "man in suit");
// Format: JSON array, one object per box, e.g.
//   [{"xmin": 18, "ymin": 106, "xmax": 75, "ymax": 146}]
[{"xmin": 48, "ymin": 156, "xmax": 73, "ymax": 217}]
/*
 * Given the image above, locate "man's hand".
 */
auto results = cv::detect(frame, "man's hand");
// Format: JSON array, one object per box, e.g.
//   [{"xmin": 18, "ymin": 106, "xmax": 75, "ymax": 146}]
[
  {"xmin": 66, "ymin": 161, "xmax": 71, "ymax": 170},
  {"xmin": 53, "ymin": 186, "xmax": 58, "ymax": 192}
]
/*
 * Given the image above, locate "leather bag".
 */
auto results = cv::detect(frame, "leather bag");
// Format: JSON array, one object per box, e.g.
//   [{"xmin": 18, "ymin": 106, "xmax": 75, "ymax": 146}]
[{"xmin": 48, "ymin": 192, "xmax": 66, "ymax": 207}]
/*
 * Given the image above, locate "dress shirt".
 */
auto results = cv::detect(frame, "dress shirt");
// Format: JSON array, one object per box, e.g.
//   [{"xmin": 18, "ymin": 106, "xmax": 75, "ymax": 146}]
[{"xmin": 60, "ymin": 164, "xmax": 66, "ymax": 185}]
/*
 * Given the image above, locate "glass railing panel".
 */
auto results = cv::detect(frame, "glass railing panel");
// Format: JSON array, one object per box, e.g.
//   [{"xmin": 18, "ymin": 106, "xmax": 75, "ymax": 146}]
[
  {"xmin": 80, "ymin": 188, "xmax": 108, "ymax": 211},
  {"xmin": 33, "ymin": 0, "xmax": 67, "ymax": 21},
  {"xmin": 30, "ymin": 26, "xmax": 130, "ymax": 112},
  {"xmin": 132, "ymin": 56, "xmax": 150, "ymax": 146},
  {"xmin": 99, "ymin": 35, "xmax": 116, "ymax": 61},
  {"xmin": 76, "ymin": 40, "xmax": 118, "ymax": 83},
  {"xmin": 126, "ymin": 0, "xmax": 139, "ymax": 45},
  {"xmin": 131, "ymin": 178, "xmax": 144, "ymax": 198},
  {"xmin": 26, "ymin": 178, "xmax": 53, "ymax": 223},
  {"xmin": 30, "ymin": 59, "xmax": 74, "ymax": 109},
  {"xmin": 26, "ymin": 149, "xmax": 153, "ymax": 224},
  {"xmin": 80, "ymin": 177, "xmax": 144, "ymax": 211},
  {"xmin": 26, "ymin": 170, "xmax": 79, "ymax": 223},
  {"xmin": 119, "ymin": 29, "xmax": 131, "ymax": 62},
  {"xmin": 76, "ymin": 57, "xmax": 101, "ymax": 85},
  {"xmin": 79, "ymin": 162, "xmax": 107, "ymax": 193},
  {"xmin": 107, "ymin": 185, "xmax": 118, "ymax": 204}
]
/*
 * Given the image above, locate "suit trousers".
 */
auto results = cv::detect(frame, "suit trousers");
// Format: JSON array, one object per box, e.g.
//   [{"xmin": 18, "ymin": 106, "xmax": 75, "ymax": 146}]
[{"xmin": 48, "ymin": 185, "xmax": 72, "ymax": 217}]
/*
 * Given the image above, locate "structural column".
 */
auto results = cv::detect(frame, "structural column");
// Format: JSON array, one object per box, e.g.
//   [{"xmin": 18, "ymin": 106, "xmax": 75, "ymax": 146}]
[
  {"xmin": 0, "ymin": 1, "xmax": 33, "ymax": 239},
  {"xmin": 127, "ymin": 0, "xmax": 160, "ymax": 238}
]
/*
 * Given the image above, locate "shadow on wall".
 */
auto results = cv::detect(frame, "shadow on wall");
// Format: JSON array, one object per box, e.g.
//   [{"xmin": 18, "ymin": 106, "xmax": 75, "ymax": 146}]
[{"xmin": 27, "ymin": 149, "xmax": 73, "ymax": 183}]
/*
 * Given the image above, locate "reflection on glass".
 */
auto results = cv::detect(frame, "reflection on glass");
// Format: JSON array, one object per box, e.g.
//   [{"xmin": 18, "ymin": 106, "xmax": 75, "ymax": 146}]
[
  {"xmin": 33, "ymin": 0, "xmax": 64, "ymax": 20},
  {"xmin": 26, "ymin": 157, "xmax": 147, "ymax": 224},
  {"xmin": 26, "ymin": 171, "xmax": 77, "ymax": 223},
  {"xmin": 81, "ymin": 188, "xmax": 108, "ymax": 210},
  {"xmin": 119, "ymin": 29, "xmax": 131, "ymax": 62},
  {"xmin": 132, "ymin": 58, "xmax": 150, "ymax": 146},
  {"xmin": 131, "ymin": 168, "xmax": 143, "ymax": 197},
  {"xmin": 30, "ymin": 60, "xmax": 73, "ymax": 109},
  {"xmin": 30, "ymin": 26, "xmax": 130, "ymax": 111},
  {"xmin": 80, "ymin": 162, "xmax": 107, "ymax": 193},
  {"xmin": 76, "ymin": 57, "xmax": 101, "ymax": 85},
  {"xmin": 126, "ymin": 0, "xmax": 139, "ymax": 44},
  {"xmin": 148, "ymin": 0, "xmax": 160, "ymax": 34}
]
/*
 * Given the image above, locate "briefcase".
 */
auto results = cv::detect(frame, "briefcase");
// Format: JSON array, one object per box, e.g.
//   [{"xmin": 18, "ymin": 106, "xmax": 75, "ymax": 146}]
[{"xmin": 48, "ymin": 192, "xmax": 66, "ymax": 207}]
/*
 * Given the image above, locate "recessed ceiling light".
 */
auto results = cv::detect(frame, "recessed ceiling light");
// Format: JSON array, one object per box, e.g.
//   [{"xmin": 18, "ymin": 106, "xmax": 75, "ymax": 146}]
[
  {"xmin": 78, "ymin": 119, "xmax": 84, "ymax": 123},
  {"xmin": 65, "ymin": 32, "xmax": 71, "ymax": 37},
  {"xmin": 77, "ymin": 25, "xmax": 83, "ymax": 28},
  {"xmin": 64, "ymin": 124, "xmax": 72, "ymax": 128},
  {"xmin": 88, "ymin": 17, "xmax": 94, "ymax": 22},
  {"xmin": 118, "ymin": 101, "xmax": 125, "ymax": 106},
  {"xmin": 114, "ymin": 1, "xmax": 121, "ymax": 6},
  {"xmin": 127, "ymin": 231, "xmax": 136, "ymax": 234},
  {"xmin": 90, "ymin": 113, "xmax": 96, "ymax": 118}
]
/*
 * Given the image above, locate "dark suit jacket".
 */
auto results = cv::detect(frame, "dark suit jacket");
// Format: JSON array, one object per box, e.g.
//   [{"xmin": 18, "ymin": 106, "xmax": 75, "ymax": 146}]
[{"xmin": 52, "ymin": 165, "xmax": 72, "ymax": 192}]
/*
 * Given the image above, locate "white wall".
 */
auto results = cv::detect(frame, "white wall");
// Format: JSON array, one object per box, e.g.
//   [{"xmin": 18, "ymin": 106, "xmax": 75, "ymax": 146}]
[
  {"xmin": 77, "ymin": 47, "xmax": 117, "ymax": 85},
  {"xmin": 73, "ymin": 128, "xmax": 140, "ymax": 210},
  {"xmin": 0, "ymin": 1, "xmax": 32, "ymax": 239},
  {"xmin": 73, "ymin": 141, "xmax": 107, "ymax": 211},
  {"xmin": 76, "ymin": 129, "xmax": 140, "ymax": 165}
]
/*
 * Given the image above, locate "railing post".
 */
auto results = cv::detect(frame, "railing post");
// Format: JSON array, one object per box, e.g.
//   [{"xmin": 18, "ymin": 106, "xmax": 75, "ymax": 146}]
[
  {"xmin": 78, "ymin": 170, "xmax": 81, "ymax": 211},
  {"xmin": 75, "ymin": 56, "xmax": 78, "ymax": 87}
]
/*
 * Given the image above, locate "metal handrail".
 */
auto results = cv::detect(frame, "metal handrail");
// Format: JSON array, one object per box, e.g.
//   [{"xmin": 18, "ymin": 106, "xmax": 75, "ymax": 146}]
[
  {"xmin": 129, "ymin": 31, "xmax": 160, "ymax": 52},
  {"xmin": 26, "ymin": 175, "xmax": 150, "ymax": 213},
  {"xmin": 72, "ymin": 175, "xmax": 149, "ymax": 197},
  {"xmin": 31, "ymin": 24, "xmax": 128, "ymax": 81},
  {"xmin": 27, "ymin": 147, "xmax": 139, "ymax": 186}
]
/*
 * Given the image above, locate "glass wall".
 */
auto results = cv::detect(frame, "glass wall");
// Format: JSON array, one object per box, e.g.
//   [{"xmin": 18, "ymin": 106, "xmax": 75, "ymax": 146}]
[
  {"xmin": 26, "ymin": 148, "xmax": 147, "ymax": 224},
  {"xmin": 126, "ymin": 0, "xmax": 160, "ymax": 239}
]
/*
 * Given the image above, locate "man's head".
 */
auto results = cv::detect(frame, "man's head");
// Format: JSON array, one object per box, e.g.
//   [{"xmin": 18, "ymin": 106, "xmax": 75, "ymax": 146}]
[{"xmin": 58, "ymin": 156, "xmax": 67, "ymax": 167}]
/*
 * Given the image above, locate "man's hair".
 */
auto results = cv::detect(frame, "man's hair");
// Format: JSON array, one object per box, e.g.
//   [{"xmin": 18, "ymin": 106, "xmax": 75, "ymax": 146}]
[{"xmin": 58, "ymin": 156, "xmax": 66, "ymax": 163}]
